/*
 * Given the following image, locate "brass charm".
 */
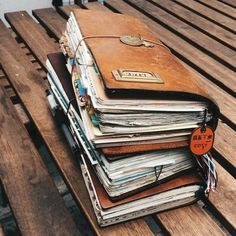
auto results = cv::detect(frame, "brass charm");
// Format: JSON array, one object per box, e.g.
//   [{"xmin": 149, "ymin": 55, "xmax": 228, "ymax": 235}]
[{"xmin": 120, "ymin": 35, "xmax": 154, "ymax": 48}]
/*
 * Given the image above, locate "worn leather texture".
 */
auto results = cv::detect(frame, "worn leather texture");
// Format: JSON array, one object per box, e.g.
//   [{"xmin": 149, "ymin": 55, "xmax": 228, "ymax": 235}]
[
  {"xmin": 74, "ymin": 11, "xmax": 207, "ymax": 96},
  {"xmin": 73, "ymin": 9, "xmax": 219, "ymax": 127}
]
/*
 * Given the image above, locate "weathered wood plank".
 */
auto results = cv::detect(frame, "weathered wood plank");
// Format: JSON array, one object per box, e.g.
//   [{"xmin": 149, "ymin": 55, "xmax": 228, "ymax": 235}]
[
  {"xmin": 5, "ymin": 87, "xmax": 16, "ymax": 98},
  {"xmin": 105, "ymin": 0, "xmax": 236, "ymax": 123},
  {"xmin": 149, "ymin": 0, "xmax": 236, "ymax": 50},
  {"xmin": 84, "ymin": 2, "xmax": 112, "ymax": 11},
  {"xmin": 0, "ymin": 227, "xmax": 3, "ymax": 236},
  {"xmin": 125, "ymin": 0, "xmax": 236, "ymax": 94},
  {"xmin": 0, "ymin": 16, "xmax": 155, "ymax": 236},
  {"xmin": 32, "ymin": 8, "xmax": 67, "ymax": 41},
  {"xmin": 5, "ymin": 11, "xmax": 59, "ymax": 70},
  {"xmin": 0, "ymin": 77, "xmax": 10, "ymax": 87},
  {"xmin": 219, "ymin": 0, "xmax": 236, "ymax": 8},
  {"xmin": 58, "ymin": 5, "xmax": 80, "ymax": 18},
  {"xmin": 214, "ymin": 121, "xmax": 236, "ymax": 170},
  {"xmin": 0, "ymin": 225, "xmax": 4, "ymax": 236},
  {"xmin": 207, "ymin": 161, "xmax": 236, "ymax": 233},
  {"xmin": 0, "ymin": 78, "xmax": 79, "ymax": 236},
  {"xmin": 197, "ymin": 0, "xmax": 236, "ymax": 19},
  {"xmin": 174, "ymin": 0, "xmax": 236, "ymax": 33},
  {"xmin": 14, "ymin": 103, "xmax": 30, "ymax": 124},
  {"xmin": 156, "ymin": 204, "xmax": 226, "ymax": 236}
]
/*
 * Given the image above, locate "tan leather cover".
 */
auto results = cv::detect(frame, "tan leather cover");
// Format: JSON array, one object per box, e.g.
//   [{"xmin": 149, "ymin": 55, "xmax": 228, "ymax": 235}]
[
  {"xmin": 102, "ymin": 140, "xmax": 188, "ymax": 157},
  {"xmin": 73, "ymin": 9, "xmax": 219, "ymax": 127},
  {"xmin": 73, "ymin": 10, "xmax": 208, "ymax": 97},
  {"xmin": 88, "ymin": 161, "xmax": 202, "ymax": 209}
]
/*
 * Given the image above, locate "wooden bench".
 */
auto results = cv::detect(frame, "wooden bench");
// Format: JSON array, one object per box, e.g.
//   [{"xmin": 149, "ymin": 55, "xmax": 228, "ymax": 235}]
[{"xmin": 0, "ymin": 1, "xmax": 235, "ymax": 235}]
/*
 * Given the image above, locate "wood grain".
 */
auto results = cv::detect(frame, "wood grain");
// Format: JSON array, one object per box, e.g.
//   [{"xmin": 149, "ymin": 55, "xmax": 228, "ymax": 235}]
[
  {"xmin": 58, "ymin": 5, "xmax": 81, "ymax": 19},
  {"xmin": 84, "ymin": 2, "xmax": 112, "ymax": 12},
  {"xmin": 32, "ymin": 8, "xmax": 67, "ymax": 41},
  {"xmin": 0, "ymin": 225, "xmax": 4, "ymax": 236},
  {"xmin": 219, "ymin": 0, "xmax": 236, "ymax": 8},
  {"xmin": 214, "ymin": 121, "xmax": 236, "ymax": 169},
  {"xmin": 5, "ymin": 11, "xmax": 59, "ymax": 70},
  {"xmin": 174, "ymin": 0, "xmax": 236, "ymax": 32},
  {"xmin": 0, "ymin": 16, "xmax": 155, "ymax": 236},
  {"xmin": 208, "ymin": 162, "xmax": 236, "ymax": 231},
  {"xmin": 0, "ymin": 82, "xmax": 79, "ymax": 235},
  {"xmin": 149, "ymin": 0, "xmax": 236, "ymax": 49},
  {"xmin": 126, "ymin": 0, "xmax": 236, "ymax": 93},
  {"xmin": 14, "ymin": 103, "xmax": 30, "ymax": 124},
  {"xmin": 157, "ymin": 204, "xmax": 226, "ymax": 236},
  {"xmin": 197, "ymin": 0, "xmax": 236, "ymax": 18}
]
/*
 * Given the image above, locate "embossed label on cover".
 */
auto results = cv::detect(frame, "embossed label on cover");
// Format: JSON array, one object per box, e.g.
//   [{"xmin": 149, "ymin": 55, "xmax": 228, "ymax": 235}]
[{"xmin": 112, "ymin": 69, "xmax": 164, "ymax": 83}]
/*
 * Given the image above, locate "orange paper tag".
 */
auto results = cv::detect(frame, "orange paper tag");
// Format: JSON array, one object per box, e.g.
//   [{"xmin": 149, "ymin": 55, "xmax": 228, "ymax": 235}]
[{"xmin": 190, "ymin": 127, "xmax": 214, "ymax": 155}]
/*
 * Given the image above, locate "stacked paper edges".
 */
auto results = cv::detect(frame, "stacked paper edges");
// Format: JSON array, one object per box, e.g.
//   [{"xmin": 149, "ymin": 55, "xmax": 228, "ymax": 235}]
[{"xmin": 46, "ymin": 10, "xmax": 217, "ymax": 226}]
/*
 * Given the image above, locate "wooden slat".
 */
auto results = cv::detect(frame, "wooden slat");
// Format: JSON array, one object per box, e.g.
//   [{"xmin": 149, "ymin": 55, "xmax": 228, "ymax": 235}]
[
  {"xmin": 5, "ymin": 11, "xmax": 59, "ymax": 70},
  {"xmin": 14, "ymin": 103, "xmax": 30, "ymax": 124},
  {"xmin": 215, "ymin": 121, "xmax": 236, "ymax": 169},
  {"xmin": 149, "ymin": 0, "xmax": 236, "ymax": 49},
  {"xmin": 156, "ymin": 204, "xmax": 226, "ymax": 236},
  {"xmin": 219, "ymin": 0, "xmax": 236, "ymax": 8},
  {"xmin": 58, "ymin": 5, "xmax": 80, "ymax": 18},
  {"xmin": 0, "ymin": 70, "xmax": 4, "ymax": 78},
  {"xmin": 83, "ymin": 2, "xmax": 112, "ymax": 11},
  {"xmin": 101, "ymin": 0, "xmax": 236, "ymax": 231},
  {"xmin": 0, "ymin": 225, "xmax": 4, "ymax": 236},
  {"xmin": 126, "ymin": 0, "xmax": 236, "ymax": 94},
  {"xmin": 105, "ymin": 0, "xmax": 236, "ymax": 125},
  {"xmin": 5, "ymin": 87, "xmax": 16, "ymax": 98},
  {"xmin": 174, "ymin": 0, "xmax": 236, "ymax": 33},
  {"xmin": 197, "ymin": 0, "xmax": 236, "ymax": 19},
  {"xmin": 207, "ymin": 161, "xmax": 236, "ymax": 232},
  {"xmin": 32, "ymin": 8, "xmax": 66, "ymax": 41},
  {"xmin": 0, "ymin": 78, "xmax": 10, "ymax": 88},
  {"xmin": 0, "ymin": 15, "xmax": 155, "ymax": 236},
  {"xmin": 0, "ymin": 76, "xmax": 79, "ymax": 235}
]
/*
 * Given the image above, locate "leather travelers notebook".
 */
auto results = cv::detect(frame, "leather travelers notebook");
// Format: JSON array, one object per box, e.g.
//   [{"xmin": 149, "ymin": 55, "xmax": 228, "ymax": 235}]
[
  {"xmin": 86, "ymin": 158, "xmax": 202, "ymax": 209},
  {"xmin": 73, "ymin": 10, "xmax": 218, "ymax": 111},
  {"xmin": 71, "ymin": 9, "xmax": 219, "ymax": 156}
]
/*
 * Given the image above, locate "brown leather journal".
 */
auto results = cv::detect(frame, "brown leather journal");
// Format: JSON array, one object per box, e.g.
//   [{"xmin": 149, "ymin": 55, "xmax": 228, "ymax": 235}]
[
  {"xmin": 87, "ymin": 160, "xmax": 202, "ymax": 209},
  {"xmin": 73, "ymin": 10, "xmax": 218, "ymax": 106},
  {"xmin": 71, "ymin": 10, "xmax": 219, "ymax": 155}
]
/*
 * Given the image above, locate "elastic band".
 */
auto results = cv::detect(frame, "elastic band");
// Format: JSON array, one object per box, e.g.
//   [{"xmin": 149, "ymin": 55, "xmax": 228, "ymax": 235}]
[
  {"xmin": 71, "ymin": 34, "xmax": 171, "ymax": 74},
  {"xmin": 66, "ymin": 98, "xmax": 76, "ymax": 115},
  {"xmin": 154, "ymin": 165, "xmax": 163, "ymax": 183}
]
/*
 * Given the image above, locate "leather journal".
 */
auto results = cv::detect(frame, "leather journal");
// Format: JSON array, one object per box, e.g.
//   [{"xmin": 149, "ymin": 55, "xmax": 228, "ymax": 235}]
[
  {"xmin": 45, "ymin": 9, "xmax": 219, "ymax": 227},
  {"xmin": 61, "ymin": 9, "xmax": 219, "ymax": 153}
]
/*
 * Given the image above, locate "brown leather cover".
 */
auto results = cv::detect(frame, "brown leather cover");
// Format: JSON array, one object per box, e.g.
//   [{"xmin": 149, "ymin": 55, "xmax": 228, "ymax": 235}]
[
  {"xmin": 47, "ymin": 52, "xmax": 79, "ymax": 112},
  {"xmin": 73, "ymin": 10, "xmax": 212, "ymax": 98},
  {"xmin": 73, "ymin": 9, "xmax": 219, "ymax": 128},
  {"xmin": 102, "ymin": 140, "xmax": 188, "ymax": 157},
  {"xmin": 87, "ymin": 160, "xmax": 202, "ymax": 209}
]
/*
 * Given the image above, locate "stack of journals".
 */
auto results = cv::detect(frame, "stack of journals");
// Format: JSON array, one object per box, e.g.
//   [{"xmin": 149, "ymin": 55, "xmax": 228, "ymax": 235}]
[{"xmin": 46, "ymin": 9, "xmax": 219, "ymax": 226}]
